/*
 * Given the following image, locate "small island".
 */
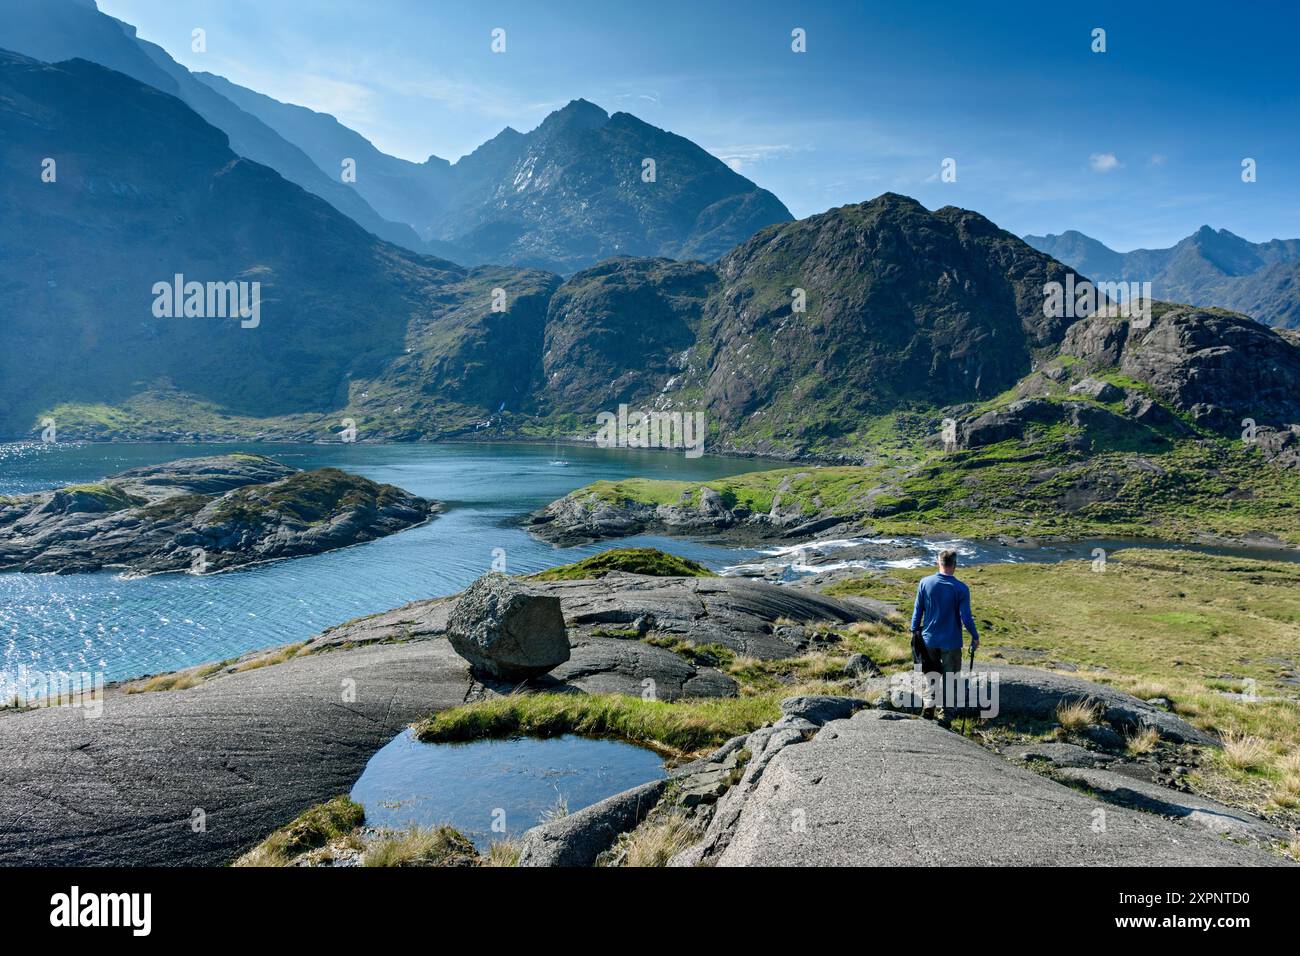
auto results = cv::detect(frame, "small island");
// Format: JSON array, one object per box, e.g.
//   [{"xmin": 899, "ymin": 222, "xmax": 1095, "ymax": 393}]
[{"xmin": 0, "ymin": 454, "xmax": 438, "ymax": 575}]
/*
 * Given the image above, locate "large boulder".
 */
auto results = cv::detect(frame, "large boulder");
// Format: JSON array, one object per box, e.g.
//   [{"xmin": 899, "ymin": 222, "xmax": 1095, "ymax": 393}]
[
  {"xmin": 447, "ymin": 574, "xmax": 570, "ymax": 680},
  {"xmin": 1068, "ymin": 376, "xmax": 1123, "ymax": 402}
]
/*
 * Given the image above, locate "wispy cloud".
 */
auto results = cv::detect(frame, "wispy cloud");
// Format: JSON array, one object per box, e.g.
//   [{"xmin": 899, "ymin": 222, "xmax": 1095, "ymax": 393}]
[
  {"xmin": 609, "ymin": 91, "xmax": 662, "ymax": 108},
  {"xmin": 1089, "ymin": 152, "xmax": 1122, "ymax": 173},
  {"xmin": 706, "ymin": 143, "xmax": 809, "ymax": 172}
]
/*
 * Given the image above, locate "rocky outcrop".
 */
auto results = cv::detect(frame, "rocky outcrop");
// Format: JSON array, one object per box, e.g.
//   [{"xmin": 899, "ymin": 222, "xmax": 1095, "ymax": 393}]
[
  {"xmin": 667, "ymin": 696, "xmax": 866, "ymax": 866},
  {"xmin": 536, "ymin": 573, "xmax": 882, "ymax": 660},
  {"xmin": 778, "ymin": 694, "xmax": 865, "ymax": 724},
  {"xmin": 0, "ymin": 455, "xmax": 438, "ymax": 574},
  {"xmin": 447, "ymin": 574, "xmax": 571, "ymax": 680},
  {"xmin": 517, "ymin": 779, "xmax": 667, "ymax": 867},
  {"xmin": 548, "ymin": 635, "xmax": 738, "ymax": 699},
  {"xmin": 1252, "ymin": 424, "xmax": 1300, "ymax": 468},
  {"xmin": 686, "ymin": 710, "xmax": 1281, "ymax": 866},
  {"xmin": 1068, "ymin": 376, "xmax": 1123, "ymax": 402},
  {"xmin": 879, "ymin": 664, "xmax": 1219, "ymax": 747},
  {"xmin": 306, "ymin": 571, "xmax": 884, "ymax": 699},
  {"xmin": 1061, "ymin": 306, "xmax": 1300, "ymax": 434},
  {"xmin": 527, "ymin": 487, "xmax": 857, "ymax": 546},
  {"xmin": 986, "ymin": 664, "xmax": 1219, "ymax": 746},
  {"xmin": 539, "ymin": 258, "xmax": 715, "ymax": 414},
  {"xmin": 955, "ymin": 395, "xmax": 1167, "ymax": 452},
  {"xmin": 646, "ymin": 670, "xmax": 1290, "ymax": 868},
  {"xmin": 1005, "ymin": 742, "xmax": 1116, "ymax": 768},
  {"xmin": 1053, "ymin": 767, "xmax": 1289, "ymax": 848},
  {"xmin": 0, "ymin": 639, "xmax": 479, "ymax": 866}
]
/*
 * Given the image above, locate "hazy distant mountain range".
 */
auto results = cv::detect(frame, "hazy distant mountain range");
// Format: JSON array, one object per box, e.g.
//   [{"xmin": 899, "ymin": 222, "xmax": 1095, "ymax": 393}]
[
  {"xmin": 2, "ymin": 1, "xmax": 1299, "ymax": 460},
  {"xmin": 5, "ymin": 45, "xmax": 1299, "ymax": 459},
  {"xmin": 198, "ymin": 75, "xmax": 793, "ymax": 273},
  {"xmin": 0, "ymin": 0, "xmax": 790, "ymax": 274},
  {"xmin": 1024, "ymin": 228, "xmax": 1300, "ymax": 329},
  {"xmin": 0, "ymin": 48, "xmax": 562, "ymax": 436},
  {"xmin": 6, "ymin": 1, "xmax": 1294, "ymax": 312},
  {"xmin": 0, "ymin": 43, "xmax": 1060, "ymax": 445},
  {"xmin": 0, "ymin": 0, "xmax": 425, "ymax": 249}
]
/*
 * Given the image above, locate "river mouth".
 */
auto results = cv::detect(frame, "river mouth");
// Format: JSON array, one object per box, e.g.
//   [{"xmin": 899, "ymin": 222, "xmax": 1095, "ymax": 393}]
[{"xmin": 349, "ymin": 730, "xmax": 666, "ymax": 849}]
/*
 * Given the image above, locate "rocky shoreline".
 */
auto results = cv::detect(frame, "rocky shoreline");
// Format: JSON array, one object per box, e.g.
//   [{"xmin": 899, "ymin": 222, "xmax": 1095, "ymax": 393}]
[
  {"xmin": 0, "ymin": 454, "xmax": 438, "ymax": 575},
  {"xmin": 0, "ymin": 569, "xmax": 881, "ymax": 865},
  {"xmin": 526, "ymin": 482, "xmax": 860, "ymax": 548},
  {"xmin": 524, "ymin": 481, "xmax": 1300, "ymax": 556},
  {"xmin": 3, "ymin": 554, "xmax": 1293, "ymax": 867}
]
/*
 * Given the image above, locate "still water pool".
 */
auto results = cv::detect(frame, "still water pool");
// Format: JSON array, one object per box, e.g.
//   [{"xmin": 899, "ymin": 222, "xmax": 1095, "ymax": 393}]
[{"xmin": 350, "ymin": 730, "xmax": 666, "ymax": 849}]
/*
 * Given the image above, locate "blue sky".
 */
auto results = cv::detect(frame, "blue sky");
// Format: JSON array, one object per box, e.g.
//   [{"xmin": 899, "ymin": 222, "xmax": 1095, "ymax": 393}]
[{"xmin": 97, "ymin": 0, "xmax": 1300, "ymax": 250}]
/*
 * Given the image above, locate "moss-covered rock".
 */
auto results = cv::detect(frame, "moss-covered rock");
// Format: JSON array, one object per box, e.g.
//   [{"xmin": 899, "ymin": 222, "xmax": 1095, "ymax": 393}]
[{"xmin": 532, "ymin": 547, "xmax": 716, "ymax": 580}]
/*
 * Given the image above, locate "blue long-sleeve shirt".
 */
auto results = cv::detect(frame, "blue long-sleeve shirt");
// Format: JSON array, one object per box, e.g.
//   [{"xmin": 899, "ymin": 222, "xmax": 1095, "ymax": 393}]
[{"xmin": 910, "ymin": 572, "xmax": 979, "ymax": 651}]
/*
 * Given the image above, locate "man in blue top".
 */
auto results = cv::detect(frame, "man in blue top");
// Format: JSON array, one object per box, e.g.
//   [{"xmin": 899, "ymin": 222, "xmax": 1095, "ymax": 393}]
[{"xmin": 910, "ymin": 548, "xmax": 979, "ymax": 720}]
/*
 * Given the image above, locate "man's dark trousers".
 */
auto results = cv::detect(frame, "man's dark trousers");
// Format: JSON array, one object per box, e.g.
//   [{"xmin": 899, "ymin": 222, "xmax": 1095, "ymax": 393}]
[{"xmin": 914, "ymin": 636, "xmax": 963, "ymax": 714}]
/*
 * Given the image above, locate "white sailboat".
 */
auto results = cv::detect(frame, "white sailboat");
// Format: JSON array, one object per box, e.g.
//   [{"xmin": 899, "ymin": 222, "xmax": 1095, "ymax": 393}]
[{"xmin": 549, "ymin": 438, "xmax": 569, "ymax": 466}]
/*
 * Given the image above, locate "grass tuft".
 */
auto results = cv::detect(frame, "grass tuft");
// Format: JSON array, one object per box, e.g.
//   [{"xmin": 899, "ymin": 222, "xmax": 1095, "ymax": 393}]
[
  {"xmin": 615, "ymin": 813, "xmax": 700, "ymax": 867},
  {"xmin": 1220, "ymin": 731, "xmax": 1270, "ymax": 772},
  {"xmin": 540, "ymin": 795, "xmax": 569, "ymax": 823},
  {"xmin": 643, "ymin": 635, "xmax": 735, "ymax": 668},
  {"xmin": 412, "ymin": 692, "xmax": 779, "ymax": 757},
  {"xmin": 125, "ymin": 659, "xmax": 231, "ymax": 694},
  {"xmin": 362, "ymin": 826, "xmax": 478, "ymax": 867},
  {"xmin": 1055, "ymin": 698, "xmax": 1101, "ymax": 732},
  {"xmin": 233, "ymin": 796, "xmax": 364, "ymax": 867},
  {"xmin": 1124, "ymin": 726, "xmax": 1161, "ymax": 757},
  {"xmin": 231, "ymin": 642, "xmax": 306, "ymax": 673},
  {"xmin": 482, "ymin": 840, "xmax": 522, "ymax": 867}
]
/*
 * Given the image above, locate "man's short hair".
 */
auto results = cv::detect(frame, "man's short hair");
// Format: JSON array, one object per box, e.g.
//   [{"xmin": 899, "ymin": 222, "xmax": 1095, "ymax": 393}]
[{"xmin": 938, "ymin": 548, "xmax": 958, "ymax": 569}]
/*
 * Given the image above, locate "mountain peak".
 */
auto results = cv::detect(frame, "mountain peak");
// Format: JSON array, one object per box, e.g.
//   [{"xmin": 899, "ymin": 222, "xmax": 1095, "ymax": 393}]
[
  {"xmin": 821, "ymin": 192, "xmax": 928, "ymax": 221},
  {"xmin": 874, "ymin": 191, "xmax": 926, "ymax": 207},
  {"xmin": 538, "ymin": 98, "xmax": 609, "ymax": 133}
]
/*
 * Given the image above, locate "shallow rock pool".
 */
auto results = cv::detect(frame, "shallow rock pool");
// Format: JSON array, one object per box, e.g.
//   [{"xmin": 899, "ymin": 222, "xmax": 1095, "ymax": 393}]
[{"xmin": 350, "ymin": 730, "xmax": 666, "ymax": 848}]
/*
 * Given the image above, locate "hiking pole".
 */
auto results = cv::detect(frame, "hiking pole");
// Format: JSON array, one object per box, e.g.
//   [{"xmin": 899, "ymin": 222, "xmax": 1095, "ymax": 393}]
[{"xmin": 964, "ymin": 642, "xmax": 977, "ymax": 736}]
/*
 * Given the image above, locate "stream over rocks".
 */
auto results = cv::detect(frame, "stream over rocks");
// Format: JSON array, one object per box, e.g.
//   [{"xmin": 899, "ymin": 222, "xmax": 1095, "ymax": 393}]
[{"xmin": 722, "ymin": 534, "xmax": 1300, "ymax": 582}]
